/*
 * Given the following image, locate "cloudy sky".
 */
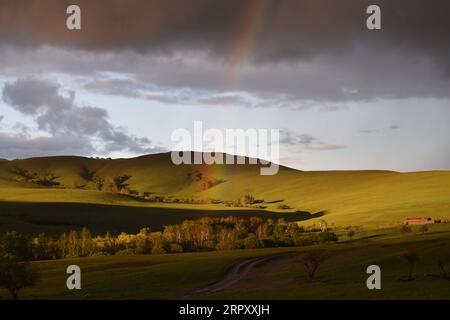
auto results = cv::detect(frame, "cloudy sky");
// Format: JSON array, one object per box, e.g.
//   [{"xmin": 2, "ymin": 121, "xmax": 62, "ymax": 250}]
[{"xmin": 0, "ymin": 0, "xmax": 449, "ymax": 171}]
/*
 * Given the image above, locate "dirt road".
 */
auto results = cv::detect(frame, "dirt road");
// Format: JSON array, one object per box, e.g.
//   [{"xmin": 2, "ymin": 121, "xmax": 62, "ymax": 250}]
[{"xmin": 188, "ymin": 252, "xmax": 295, "ymax": 297}]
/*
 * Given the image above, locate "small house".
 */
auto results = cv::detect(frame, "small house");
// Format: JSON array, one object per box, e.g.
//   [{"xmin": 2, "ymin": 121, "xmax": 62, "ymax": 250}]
[{"xmin": 403, "ymin": 217, "xmax": 433, "ymax": 225}]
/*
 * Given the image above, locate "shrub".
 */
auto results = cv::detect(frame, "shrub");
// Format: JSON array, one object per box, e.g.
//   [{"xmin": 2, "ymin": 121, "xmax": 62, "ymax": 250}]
[
  {"xmin": 243, "ymin": 234, "xmax": 260, "ymax": 249},
  {"xmin": 151, "ymin": 245, "xmax": 167, "ymax": 255},
  {"xmin": 169, "ymin": 244, "xmax": 183, "ymax": 253},
  {"xmin": 400, "ymin": 225, "xmax": 412, "ymax": 233},
  {"xmin": 419, "ymin": 225, "xmax": 429, "ymax": 233},
  {"xmin": 115, "ymin": 249, "xmax": 135, "ymax": 256},
  {"xmin": 317, "ymin": 232, "xmax": 339, "ymax": 243},
  {"xmin": 241, "ymin": 194, "xmax": 255, "ymax": 205},
  {"xmin": 293, "ymin": 236, "xmax": 315, "ymax": 247}
]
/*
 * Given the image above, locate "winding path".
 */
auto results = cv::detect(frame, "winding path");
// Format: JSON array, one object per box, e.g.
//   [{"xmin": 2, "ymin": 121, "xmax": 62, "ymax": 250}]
[{"xmin": 188, "ymin": 252, "xmax": 294, "ymax": 296}]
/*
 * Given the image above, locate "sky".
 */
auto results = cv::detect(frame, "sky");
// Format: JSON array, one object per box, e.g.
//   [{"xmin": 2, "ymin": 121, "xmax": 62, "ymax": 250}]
[{"xmin": 0, "ymin": 0, "xmax": 449, "ymax": 171}]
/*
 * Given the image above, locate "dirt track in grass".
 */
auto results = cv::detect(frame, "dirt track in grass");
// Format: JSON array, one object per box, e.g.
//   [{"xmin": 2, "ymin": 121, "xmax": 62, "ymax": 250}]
[{"xmin": 184, "ymin": 252, "xmax": 296, "ymax": 297}]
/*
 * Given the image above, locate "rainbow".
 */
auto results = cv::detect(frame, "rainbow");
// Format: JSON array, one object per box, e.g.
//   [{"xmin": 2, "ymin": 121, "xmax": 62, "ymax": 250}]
[{"xmin": 231, "ymin": 0, "xmax": 274, "ymax": 68}]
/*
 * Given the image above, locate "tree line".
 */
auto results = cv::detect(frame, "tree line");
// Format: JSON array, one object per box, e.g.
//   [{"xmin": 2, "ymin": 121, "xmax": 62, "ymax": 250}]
[{"xmin": 1, "ymin": 217, "xmax": 338, "ymax": 261}]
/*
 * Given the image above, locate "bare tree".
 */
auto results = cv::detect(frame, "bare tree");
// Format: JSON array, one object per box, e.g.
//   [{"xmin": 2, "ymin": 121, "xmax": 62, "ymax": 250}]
[
  {"xmin": 347, "ymin": 230, "xmax": 355, "ymax": 239},
  {"xmin": 301, "ymin": 249, "xmax": 329, "ymax": 279},
  {"xmin": 437, "ymin": 254, "xmax": 449, "ymax": 279},
  {"xmin": 402, "ymin": 250, "xmax": 419, "ymax": 281},
  {"xmin": 419, "ymin": 225, "xmax": 429, "ymax": 233}
]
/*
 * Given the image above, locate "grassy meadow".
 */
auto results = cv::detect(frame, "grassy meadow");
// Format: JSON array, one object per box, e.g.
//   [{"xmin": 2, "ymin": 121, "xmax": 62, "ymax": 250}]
[
  {"xmin": 0, "ymin": 153, "xmax": 449, "ymax": 299},
  {"xmin": 5, "ymin": 223, "xmax": 449, "ymax": 300},
  {"xmin": 1, "ymin": 153, "xmax": 449, "ymax": 233}
]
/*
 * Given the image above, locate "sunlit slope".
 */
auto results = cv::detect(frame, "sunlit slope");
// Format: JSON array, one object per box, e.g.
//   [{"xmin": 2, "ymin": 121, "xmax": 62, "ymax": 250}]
[
  {"xmin": 0, "ymin": 153, "xmax": 449, "ymax": 227},
  {"xmin": 200, "ymin": 169, "xmax": 450, "ymax": 226}
]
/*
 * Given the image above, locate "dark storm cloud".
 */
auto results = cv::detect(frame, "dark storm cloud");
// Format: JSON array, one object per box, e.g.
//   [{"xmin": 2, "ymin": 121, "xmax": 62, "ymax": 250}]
[
  {"xmin": 0, "ymin": 0, "xmax": 449, "ymax": 101},
  {"xmin": 1, "ymin": 78, "xmax": 165, "ymax": 156},
  {"xmin": 1, "ymin": 0, "xmax": 449, "ymax": 64}
]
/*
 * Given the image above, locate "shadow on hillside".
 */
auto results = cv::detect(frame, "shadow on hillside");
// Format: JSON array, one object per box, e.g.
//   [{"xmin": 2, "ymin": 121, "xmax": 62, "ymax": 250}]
[
  {"xmin": 265, "ymin": 199, "xmax": 284, "ymax": 204},
  {"xmin": 294, "ymin": 210, "xmax": 326, "ymax": 221},
  {"xmin": 343, "ymin": 233, "xmax": 388, "ymax": 244},
  {"xmin": 0, "ymin": 201, "xmax": 325, "ymax": 236}
]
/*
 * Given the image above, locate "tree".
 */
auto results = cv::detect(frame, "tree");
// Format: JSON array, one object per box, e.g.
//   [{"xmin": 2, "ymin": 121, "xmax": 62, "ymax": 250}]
[
  {"xmin": 58, "ymin": 232, "xmax": 68, "ymax": 258},
  {"xmin": 0, "ymin": 231, "xmax": 34, "ymax": 261},
  {"xmin": 301, "ymin": 249, "xmax": 329, "ymax": 279},
  {"xmin": 318, "ymin": 220, "xmax": 328, "ymax": 232},
  {"xmin": 0, "ymin": 259, "xmax": 40, "ymax": 300},
  {"xmin": 437, "ymin": 253, "xmax": 449, "ymax": 279},
  {"xmin": 33, "ymin": 233, "xmax": 59, "ymax": 260},
  {"xmin": 400, "ymin": 225, "xmax": 412, "ymax": 233},
  {"xmin": 241, "ymin": 194, "xmax": 255, "ymax": 205},
  {"xmin": 243, "ymin": 233, "xmax": 260, "ymax": 249},
  {"xmin": 135, "ymin": 228, "xmax": 152, "ymax": 254},
  {"xmin": 347, "ymin": 230, "xmax": 355, "ymax": 239},
  {"xmin": 419, "ymin": 225, "xmax": 429, "ymax": 233},
  {"xmin": 112, "ymin": 174, "xmax": 131, "ymax": 192},
  {"xmin": 402, "ymin": 250, "xmax": 419, "ymax": 281},
  {"xmin": 67, "ymin": 230, "xmax": 80, "ymax": 257},
  {"xmin": 80, "ymin": 227, "xmax": 94, "ymax": 257}
]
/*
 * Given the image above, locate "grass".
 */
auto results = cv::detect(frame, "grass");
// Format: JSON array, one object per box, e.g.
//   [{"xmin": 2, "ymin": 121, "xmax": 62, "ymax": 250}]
[
  {"xmin": 3, "ymin": 223, "xmax": 449, "ymax": 300},
  {"xmin": 0, "ymin": 153, "xmax": 449, "ymax": 231},
  {"xmin": 1, "ymin": 153, "xmax": 449, "ymax": 299}
]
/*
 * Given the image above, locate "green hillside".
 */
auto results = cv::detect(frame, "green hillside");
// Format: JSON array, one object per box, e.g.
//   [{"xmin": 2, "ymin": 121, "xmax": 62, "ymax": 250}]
[
  {"xmin": 11, "ymin": 223, "xmax": 450, "ymax": 300},
  {"xmin": 0, "ymin": 152, "xmax": 449, "ymax": 231}
]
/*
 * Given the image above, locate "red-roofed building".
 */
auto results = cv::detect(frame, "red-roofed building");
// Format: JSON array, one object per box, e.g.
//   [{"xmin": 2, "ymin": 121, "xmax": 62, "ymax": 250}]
[{"xmin": 403, "ymin": 217, "xmax": 433, "ymax": 225}]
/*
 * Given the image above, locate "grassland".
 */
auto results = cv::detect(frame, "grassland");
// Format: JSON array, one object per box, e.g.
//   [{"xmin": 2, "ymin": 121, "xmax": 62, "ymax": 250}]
[
  {"xmin": 5, "ymin": 223, "xmax": 450, "ymax": 300},
  {"xmin": 1, "ymin": 153, "xmax": 449, "ymax": 299},
  {"xmin": 0, "ymin": 153, "xmax": 449, "ymax": 234}
]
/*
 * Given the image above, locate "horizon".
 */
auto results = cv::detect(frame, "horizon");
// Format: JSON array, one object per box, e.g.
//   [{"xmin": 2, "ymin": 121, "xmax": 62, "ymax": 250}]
[
  {"xmin": 3, "ymin": 150, "xmax": 448, "ymax": 174},
  {"xmin": 1, "ymin": 0, "xmax": 450, "ymax": 172}
]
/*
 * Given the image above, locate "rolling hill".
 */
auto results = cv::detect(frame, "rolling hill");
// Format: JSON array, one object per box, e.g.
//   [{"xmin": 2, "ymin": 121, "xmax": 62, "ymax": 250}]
[{"xmin": 0, "ymin": 152, "xmax": 449, "ymax": 233}]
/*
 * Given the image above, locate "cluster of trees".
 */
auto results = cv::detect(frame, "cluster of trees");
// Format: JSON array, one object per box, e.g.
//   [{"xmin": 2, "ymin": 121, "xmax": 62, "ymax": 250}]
[
  {"xmin": 400, "ymin": 224, "xmax": 430, "ymax": 234},
  {"xmin": 80, "ymin": 166, "xmax": 133, "ymax": 193},
  {"xmin": 12, "ymin": 165, "xmax": 280, "ymax": 210},
  {"xmin": 400, "ymin": 249, "xmax": 450, "ymax": 281},
  {"xmin": 12, "ymin": 166, "xmax": 60, "ymax": 187},
  {"xmin": 81, "ymin": 167, "xmax": 229, "ymax": 204},
  {"xmin": 224, "ymin": 194, "xmax": 268, "ymax": 209},
  {"xmin": 0, "ymin": 217, "xmax": 338, "ymax": 261},
  {"xmin": 190, "ymin": 170, "xmax": 225, "ymax": 191}
]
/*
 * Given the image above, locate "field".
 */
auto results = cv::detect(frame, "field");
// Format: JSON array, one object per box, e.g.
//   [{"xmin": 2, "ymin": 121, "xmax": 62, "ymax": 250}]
[
  {"xmin": 1, "ymin": 153, "xmax": 449, "ymax": 234},
  {"xmin": 6, "ymin": 223, "xmax": 450, "ymax": 300},
  {"xmin": 0, "ymin": 153, "xmax": 449, "ymax": 300}
]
